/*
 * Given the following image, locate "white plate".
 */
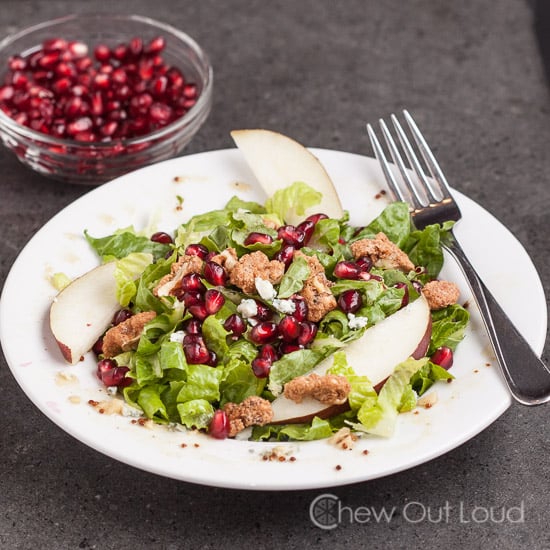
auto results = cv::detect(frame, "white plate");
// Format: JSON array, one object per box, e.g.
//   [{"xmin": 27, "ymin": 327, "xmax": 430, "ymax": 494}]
[{"xmin": 0, "ymin": 149, "xmax": 547, "ymax": 490}]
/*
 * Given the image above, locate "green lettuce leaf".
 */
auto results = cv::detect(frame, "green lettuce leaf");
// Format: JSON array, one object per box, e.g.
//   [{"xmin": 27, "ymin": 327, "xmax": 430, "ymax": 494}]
[
  {"xmin": 114, "ymin": 252, "xmax": 153, "ymax": 307},
  {"xmin": 85, "ymin": 228, "xmax": 171, "ymax": 261},
  {"xmin": 277, "ymin": 255, "xmax": 310, "ymax": 298},
  {"xmin": 429, "ymin": 303, "xmax": 470, "ymax": 354},
  {"xmin": 355, "ymin": 357, "xmax": 429, "ymax": 437},
  {"xmin": 265, "ymin": 181, "xmax": 322, "ymax": 224},
  {"xmin": 177, "ymin": 399, "xmax": 214, "ymax": 430}
]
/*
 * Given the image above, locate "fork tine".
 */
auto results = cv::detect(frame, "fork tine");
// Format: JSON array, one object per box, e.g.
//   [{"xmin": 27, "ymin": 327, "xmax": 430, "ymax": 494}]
[
  {"xmin": 366, "ymin": 123, "xmax": 408, "ymax": 203},
  {"xmin": 403, "ymin": 110, "xmax": 450, "ymax": 200},
  {"xmin": 390, "ymin": 114, "xmax": 436, "ymax": 207},
  {"xmin": 379, "ymin": 119, "xmax": 424, "ymax": 209}
]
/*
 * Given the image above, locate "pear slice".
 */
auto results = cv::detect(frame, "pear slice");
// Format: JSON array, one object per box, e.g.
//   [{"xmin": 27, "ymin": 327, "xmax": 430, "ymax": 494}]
[
  {"xmin": 270, "ymin": 295, "xmax": 432, "ymax": 424},
  {"xmin": 230, "ymin": 129, "xmax": 344, "ymax": 225},
  {"xmin": 50, "ymin": 262, "xmax": 119, "ymax": 364}
]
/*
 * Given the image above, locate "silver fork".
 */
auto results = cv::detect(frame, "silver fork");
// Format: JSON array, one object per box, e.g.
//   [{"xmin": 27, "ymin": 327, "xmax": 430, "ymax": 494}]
[{"xmin": 367, "ymin": 110, "xmax": 550, "ymax": 406}]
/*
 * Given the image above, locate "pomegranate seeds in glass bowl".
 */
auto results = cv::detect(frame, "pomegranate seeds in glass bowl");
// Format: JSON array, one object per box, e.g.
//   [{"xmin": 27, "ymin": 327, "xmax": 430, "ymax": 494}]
[{"xmin": 0, "ymin": 14, "xmax": 213, "ymax": 184}]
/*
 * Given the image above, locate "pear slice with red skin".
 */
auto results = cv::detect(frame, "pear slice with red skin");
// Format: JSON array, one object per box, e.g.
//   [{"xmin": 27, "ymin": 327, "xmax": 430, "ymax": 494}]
[
  {"xmin": 270, "ymin": 294, "xmax": 432, "ymax": 424},
  {"xmin": 230, "ymin": 129, "xmax": 344, "ymax": 225},
  {"xmin": 50, "ymin": 262, "xmax": 119, "ymax": 364}
]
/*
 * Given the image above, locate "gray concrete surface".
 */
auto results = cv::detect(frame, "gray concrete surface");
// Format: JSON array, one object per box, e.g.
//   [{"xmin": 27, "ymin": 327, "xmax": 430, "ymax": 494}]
[{"xmin": 0, "ymin": 1, "xmax": 549, "ymax": 549}]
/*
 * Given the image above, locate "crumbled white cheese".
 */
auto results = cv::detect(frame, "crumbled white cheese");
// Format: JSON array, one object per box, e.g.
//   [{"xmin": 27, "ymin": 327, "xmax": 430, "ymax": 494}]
[
  {"xmin": 106, "ymin": 386, "xmax": 118, "ymax": 396},
  {"xmin": 348, "ymin": 313, "xmax": 368, "ymax": 329},
  {"xmin": 272, "ymin": 298, "xmax": 296, "ymax": 315},
  {"xmin": 237, "ymin": 298, "xmax": 258, "ymax": 318},
  {"xmin": 122, "ymin": 404, "xmax": 143, "ymax": 418},
  {"xmin": 170, "ymin": 330, "xmax": 185, "ymax": 344},
  {"xmin": 255, "ymin": 277, "xmax": 277, "ymax": 301}
]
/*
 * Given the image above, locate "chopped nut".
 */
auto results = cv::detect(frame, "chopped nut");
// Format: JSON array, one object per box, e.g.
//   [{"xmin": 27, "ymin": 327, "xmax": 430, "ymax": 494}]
[
  {"xmin": 350, "ymin": 232, "xmax": 414, "ymax": 272},
  {"xmin": 284, "ymin": 373, "xmax": 351, "ymax": 405},
  {"xmin": 422, "ymin": 280, "xmax": 460, "ymax": 310},
  {"xmin": 102, "ymin": 311, "xmax": 156, "ymax": 357},
  {"xmin": 223, "ymin": 396, "xmax": 273, "ymax": 437},
  {"xmin": 229, "ymin": 251, "xmax": 284, "ymax": 294}
]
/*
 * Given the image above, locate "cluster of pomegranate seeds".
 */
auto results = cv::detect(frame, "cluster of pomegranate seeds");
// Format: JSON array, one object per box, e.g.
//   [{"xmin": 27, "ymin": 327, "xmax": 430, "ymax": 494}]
[{"xmin": 0, "ymin": 35, "xmax": 199, "ymax": 142}]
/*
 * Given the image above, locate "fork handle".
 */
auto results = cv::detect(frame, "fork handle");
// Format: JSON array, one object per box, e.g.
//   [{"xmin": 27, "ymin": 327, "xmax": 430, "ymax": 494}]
[{"xmin": 444, "ymin": 239, "xmax": 550, "ymax": 405}]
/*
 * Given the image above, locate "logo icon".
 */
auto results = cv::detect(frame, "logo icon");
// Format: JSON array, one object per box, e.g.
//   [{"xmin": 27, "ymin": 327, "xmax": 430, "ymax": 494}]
[{"xmin": 309, "ymin": 494, "xmax": 340, "ymax": 530}]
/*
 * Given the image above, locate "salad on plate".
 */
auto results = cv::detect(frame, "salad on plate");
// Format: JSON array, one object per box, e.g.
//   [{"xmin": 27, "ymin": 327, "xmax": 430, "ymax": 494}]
[{"xmin": 49, "ymin": 130, "xmax": 469, "ymax": 444}]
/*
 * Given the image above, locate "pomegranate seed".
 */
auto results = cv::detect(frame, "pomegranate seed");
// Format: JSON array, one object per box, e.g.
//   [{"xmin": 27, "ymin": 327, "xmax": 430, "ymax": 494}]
[
  {"xmin": 254, "ymin": 300, "xmax": 272, "ymax": 321},
  {"xmin": 112, "ymin": 68, "xmax": 128, "ymax": 85},
  {"xmin": 0, "ymin": 86, "xmax": 14, "ymax": 102},
  {"xmin": 67, "ymin": 116, "xmax": 93, "ymax": 135},
  {"xmin": 279, "ymin": 342, "xmax": 303, "ymax": 354},
  {"xmin": 151, "ymin": 75, "xmax": 168, "ymax": 97},
  {"xmin": 259, "ymin": 343, "xmax": 279, "ymax": 362},
  {"xmin": 100, "ymin": 120, "xmax": 118, "ymax": 137},
  {"xmin": 203, "ymin": 261, "xmax": 227, "ymax": 286},
  {"xmin": 296, "ymin": 220, "xmax": 315, "ymax": 243},
  {"xmin": 129, "ymin": 37, "xmax": 143, "ymax": 57},
  {"xmin": 8, "ymin": 56, "xmax": 27, "ymax": 71},
  {"xmin": 97, "ymin": 359, "xmax": 131, "ymax": 387},
  {"xmin": 180, "ymin": 318, "xmax": 201, "ymax": 336},
  {"xmin": 305, "ymin": 213, "xmax": 329, "ymax": 224},
  {"xmin": 333, "ymin": 261, "xmax": 361, "ymax": 280},
  {"xmin": 112, "ymin": 309, "xmax": 132, "ymax": 325},
  {"xmin": 249, "ymin": 322, "xmax": 279, "ymax": 344},
  {"xmin": 183, "ymin": 83, "xmax": 197, "ymax": 98},
  {"xmin": 183, "ymin": 336, "xmax": 210, "ymax": 364},
  {"xmin": 277, "ymin": 225, "xmax": 306, "ymax": 247},
  {"xmin": 97, "ymin": 358, "xmax": 117, "ymax": 376},
  {"xmin": 55, "ymin": 61, "xmax": 77, "ymax": 78},
  {"xmin": 290, "ymin": 296, "xmax": 308, "ymax": 322},
  {"xmin": 68, "ymin": 41, "xmax": 89, "ymax": 58},
  {"xmin": 185, "ymin": 243, "xmax": 209, "ymax": 259},
  {"xmin": 244, "ymin": 232, "xmax": 273, "ymax": 246},
  {"xmin": 204, "ymin": 289, "xmax": 225, "ymax": 315},
  {"xmin": 146, "ymin": 36, "xmax": 166, "ymax": 54},
  {"xmin": 138, "ymin": 58, "xmax": 154, "ymax": 81},
  {"xmin": 11, "ymin": 72, "xmax": 28, "ymax": 88},
  {"xmin": 94, "ymin": 44, "xmax": 111, "ymax": 62},
  {"xmin": 209, "ymin": 410, "xmax": 229, "ymax": 439},
  {"xmin": 274, "ymin": 244, "xmax": 295, "ymax": 268},
  {"xmin": 338, "ymin": 289, "xmax": 362, "ymax": 314},
  {"xmin": 431, "ymin": 346, "xmax": 454, "ymax": 370},
  {"xmin": 394, "ymin": 282, "xmax": 410, "ymax": 307},
  {"xmin": 223, "ymin": 314, "xmax": 246, "ymax": 337},
  {"xmin": 181, "ymin": 290, "xmax": 204, "ymax": 307},
  {"xmin": 179, "ymin": 273, "xmax": 205, "ymax": 293},
  {"xmin": 93, "ymin": 73, "xmax": 110, "ymax": 90},
  {"xmin": 113, "ymin": 43, "xmax": 128, "ymax": 61},
  {"xmin": 297, "ymin": 321, "xmax": 318, "ymax": 346},
  {"xmin": 206, "ymin": 350, "xmax": 218, "ymax": 367},
  {"xmin": 188, "ymin": 303, "xmax": 209, "ymax": 321},
  {"xmin": 356, "ymin": 256, "xmax": 373, "ymax": 272},
  {"xmin": 150, "ymin": 231, "xmax": 173, "ymax": 244},
  {"xmin": 251, "ymin": 357, "xmax": 271, "ymax": 378},
  {"xmin": 149, "ymin": 102, "xmax": 172, "ymax": 123},
  {"xmin": 278, "ymin": 315, "xmax": 301, "ymax": 342},
  {"xmin": 43, "ymin": 37, "xmax": 68, "ymax": 52},
  {"xmin": 52, "ymin": 77, "xmax": 72, "ymax": 95},
  {"xmin": 38, "ymin": 52, "xmax": 61, "ymax": 69},
  {"xmin": 92, "ymin": 336, "xmax": 104, "ymax": 356}
]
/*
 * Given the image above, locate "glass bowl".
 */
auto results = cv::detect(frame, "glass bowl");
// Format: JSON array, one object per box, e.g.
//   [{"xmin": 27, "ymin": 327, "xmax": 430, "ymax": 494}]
[{"xmin": 0, "ymin": 14, "xmax": 213, "ymax": 184}]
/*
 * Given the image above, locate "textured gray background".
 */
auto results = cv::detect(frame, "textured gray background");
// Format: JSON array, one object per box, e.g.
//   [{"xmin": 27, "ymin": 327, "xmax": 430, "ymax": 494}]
[{"xmin": 1, "ymin": 1, "xmax": 549, "ymax": 549}]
